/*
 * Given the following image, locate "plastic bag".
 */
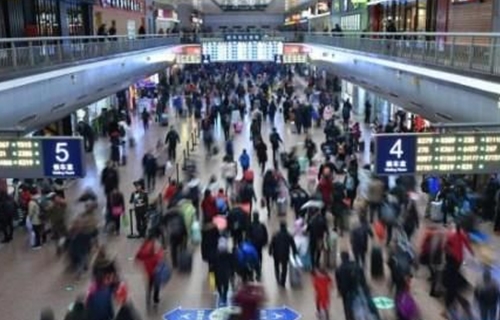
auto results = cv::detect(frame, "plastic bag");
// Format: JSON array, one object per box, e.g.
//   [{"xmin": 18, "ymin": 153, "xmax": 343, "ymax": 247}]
[
  {"xmin": 121, "ymin": 213, "xmax": 129, "ymax": 228},
  {"xmin": 208, "ymin": 272, "xmax": 216, "ymax": 291},
  {"xmin": 191, "ymin": 220, "xmax": 201, "ymax": 245}
]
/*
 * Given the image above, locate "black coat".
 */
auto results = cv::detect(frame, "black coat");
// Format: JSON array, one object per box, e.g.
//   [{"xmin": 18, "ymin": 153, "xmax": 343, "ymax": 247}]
[
  {"xmin": 269, "ymin": 229, "xmax": 297, "ymax": 262},
  {"xmin": 213, "ymin": 251, "xmax": 235, "ymax": 283},
  {"xmin": 201, "ymin": 226, "xmax": 220, "ymax": 263}
]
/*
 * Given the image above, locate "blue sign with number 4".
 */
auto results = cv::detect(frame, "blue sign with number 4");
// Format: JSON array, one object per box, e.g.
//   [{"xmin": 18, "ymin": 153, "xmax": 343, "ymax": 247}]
[
  {"xmin": 42, "ymin": 138, "xmax": 85, "ymax": 178},
  {"xmin": 375, "ymin": 135, "xmax": 417, "ymax": 175}
]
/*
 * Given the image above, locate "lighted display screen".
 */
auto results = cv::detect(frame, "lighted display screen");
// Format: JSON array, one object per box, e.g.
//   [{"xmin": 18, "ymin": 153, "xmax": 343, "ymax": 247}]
[
  {"xmin": 201, "ymin": 41, "xmax": 283, "ymax": 62},
  {"xmin": 375, "ymin": 132, "xmax": 500, "ymax": 175},
  {"xmin": 0, "ymin": 137, "xmax": 85, "ymax": 178}
]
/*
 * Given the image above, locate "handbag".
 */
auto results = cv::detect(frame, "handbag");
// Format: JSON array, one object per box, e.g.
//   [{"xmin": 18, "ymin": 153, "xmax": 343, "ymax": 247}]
[
  {"xmin": 112, "ymin": 206, "xmax": 124, "ymax": 217},
  {"xmin": 154, "ymin": 260, "xmax": 172, "ymax": 287}
]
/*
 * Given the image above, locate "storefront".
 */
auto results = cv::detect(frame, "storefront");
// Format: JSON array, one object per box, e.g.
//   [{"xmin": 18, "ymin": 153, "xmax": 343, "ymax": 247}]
[
  {"xmin": 93, "ymin": 0, "xmax": 146, "ymax": 36},
  {"xmin": 283, "ymin": 1, "xmax": 332, "ymax": 31},
  {"xmin": 368, "ymin": 0, "xmax": 442, "ymax": 32},
  {"xmin": 0, "ymin": 0, "xmax": 93, "ymax": 37},
  {"xmin": 447, "ymin": 0, "xmax": 492, "ymax": 34},
  {"xmin": 331, "ymin": 0, "xmax": 368, "ymax": 31},
  {"xmin": 73, "ymin": 96, "xmax": 115, "ymax": 135},
  {"xmin": 156, "ymin": 8, "xmax": 178, "ymax": 33}
]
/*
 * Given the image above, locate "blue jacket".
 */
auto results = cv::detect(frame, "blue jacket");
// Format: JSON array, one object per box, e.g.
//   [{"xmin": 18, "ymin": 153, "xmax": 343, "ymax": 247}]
[{"xmin": 239, "ymin": 153, "xmax": 250, "ymax": 169}]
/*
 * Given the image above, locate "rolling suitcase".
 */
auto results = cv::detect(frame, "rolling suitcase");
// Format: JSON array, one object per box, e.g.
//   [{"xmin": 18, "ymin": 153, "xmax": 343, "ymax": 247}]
[
  {"xmin": 325, "ymin": 231, "xmax": 338, "ymax": 269},
  {"xmin": 370, "ymin": 246, "xmax": 384, "ymax": 279},
  {"xmin": 277, "ymin": 197, "xmax": 287, "ymax": 216},
  {"xmin": 160, "ymin": 113, "xmax": 169, "ymax": 127},
  {"xmin": 178, "ymin": 249, "xmax": 193, "ymax": 273},
  {"xmin": 289, "ymin": 257, "xmax": 303, "ymax": 289}
]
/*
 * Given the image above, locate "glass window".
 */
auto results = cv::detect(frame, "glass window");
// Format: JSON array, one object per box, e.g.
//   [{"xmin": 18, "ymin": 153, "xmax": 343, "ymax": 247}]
[{"xmin": 35, "ymin": 0, "xmax": 60, "ymax": 36}]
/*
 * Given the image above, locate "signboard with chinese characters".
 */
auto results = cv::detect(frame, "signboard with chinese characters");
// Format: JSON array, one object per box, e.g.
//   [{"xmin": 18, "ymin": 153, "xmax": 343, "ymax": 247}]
[
  {"xmin": 375, "ymin": 132, "xmax": 500, "ymax": 175},
  {"xmin": 176, "ymin": 54, "xmax": 201, "ymax": 64},
  {"xmin": 201, "ymin": 41, "xmax": 283, "ymax": 62},
  {"xmin": 224, "ymin": 34, "xmax": 263, "ymax": 42},
  {"xmin": 283, "ymin": 44, "xmax": 310, "ymax": 63},
  {"xmin": 0, "ymin": 137, "xmax": 84, "ymax": 178},
  {"xmin": 173, "ymin": 45, "xmax": 201, "ymax": 64}
]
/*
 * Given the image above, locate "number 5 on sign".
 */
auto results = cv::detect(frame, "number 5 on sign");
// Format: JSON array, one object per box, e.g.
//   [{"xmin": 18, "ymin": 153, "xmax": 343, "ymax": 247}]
[
  {"xmin": 55, "ymin": 142, "xmax": 69, "ymax": 162},
  {"xmin": 389, "ymin": 139, "xmax": 404, "ymax": 159}
]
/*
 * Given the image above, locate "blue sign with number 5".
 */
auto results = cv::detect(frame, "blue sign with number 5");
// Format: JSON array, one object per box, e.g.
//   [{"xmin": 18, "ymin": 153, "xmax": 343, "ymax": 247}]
[
  {"xmin": 375, "ymin": 135, "xmax": 417, "ymax": 175},
  {"xmin": 42, "ymin": 138, "xmax": 85, "ymax": 178}
]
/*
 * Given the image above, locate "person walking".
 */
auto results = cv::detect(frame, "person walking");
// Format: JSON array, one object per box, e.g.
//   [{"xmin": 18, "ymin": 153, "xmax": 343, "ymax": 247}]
[
  {"xmin": 135, "ymin": 233, "xmax": 164, "ymax": 306},
  {"xmin": 255, "ymin": 138, "xmax": 268, "ymax": 175},
  {"xmin": 474, "ymin": 268, "xmax": 500, "ymax": 320},
  {"xmin": 247, "ymin": 212, "xmax": 269, "ymax": 280},
  {"xmin": 335, "ymin": 251, "xmax": 367, "ymax": 320},
  {"xmin": 269, "ymin": 128, "xmax": 283, "ymax": 168},
  {"xmin": 165, "ymin": 126, "xmax": 180, "ymax": 161},
  {"xmin": 108, "ymin": 188, "xmax": 125, "ymax": 235},
  {"xmin": 213, "ymin": 237, "xmax": 234, "ymax": 306},
  {"xmin": 269, "ymin": 222, "xmax": 298, "ymax": 287},
  {"xmin": 142, "ymin": 151, "xmax": 158, "ymax": 192},
  {"xmin": 239, "ymin": 149, "xmax": 251, "ymax": 172}
]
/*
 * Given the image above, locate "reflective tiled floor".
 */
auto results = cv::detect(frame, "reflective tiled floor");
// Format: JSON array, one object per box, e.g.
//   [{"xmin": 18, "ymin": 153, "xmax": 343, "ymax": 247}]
[{"xmin": 0, "ymin": 77, "xmax": 447, "ymax": 320}]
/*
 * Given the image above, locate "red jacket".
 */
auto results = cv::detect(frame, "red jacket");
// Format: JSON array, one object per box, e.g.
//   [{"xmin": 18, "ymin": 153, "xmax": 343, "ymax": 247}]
[
  {"xmin": 317, "ymin": 178, "xmax": 333, "ymax": 205},
  {"xmin": 201, "ymin": 196, "xmax": 218, "ymax": 221},
  {"xmin": 163, "ymin": 185, "xmax": 177, "ymax": 202},
  {"xmin": 233, "ymin": 284, "xmax": 264, "ymax": 320},
  {"xmin": 313, "ymin": 272, "xmax": 333, "ymax": 309},
  {"xmin": 135, "ymin": 240, "xmax": 163, "ymax": 278},
  {"xmin": 445, "ymin": 230, "xmax": 472, "ymax": 264}
]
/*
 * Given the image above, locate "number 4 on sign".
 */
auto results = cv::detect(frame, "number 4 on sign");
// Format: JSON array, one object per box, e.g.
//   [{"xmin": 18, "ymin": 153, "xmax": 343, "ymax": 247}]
[{"xmin": 389, "ymin": 139, "xmax": 404, "ymax": 159}]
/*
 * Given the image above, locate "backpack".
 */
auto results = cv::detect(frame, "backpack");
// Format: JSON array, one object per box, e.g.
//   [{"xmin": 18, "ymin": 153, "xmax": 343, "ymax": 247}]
[
  {"xmin": 396, "ymin": 291, "xmax": 419, "ymax": 319},
  {"xmin": 216, "ymin": 197, "xmax": 228, "ymax": 214},
  {"xmin": 154, "ymin": 261, "xmax": 172, "ymax": 287},
  {"xmin": 380, "ymin": 201, "xmax": 397, "ymax": 224},
  {"xmin": 237, "ymin": 242, "xmax": 259, "ymax": 267}
]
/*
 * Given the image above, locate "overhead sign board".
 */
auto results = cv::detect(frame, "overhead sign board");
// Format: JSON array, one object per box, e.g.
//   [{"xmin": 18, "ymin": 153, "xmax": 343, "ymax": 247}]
[
  {"xmin": 375, "ymin": 132, "xmax": 500, "ymax": 175},
  {"xmin": 0, "ymin": 137, "xmax": 85, "ymax": 178}
]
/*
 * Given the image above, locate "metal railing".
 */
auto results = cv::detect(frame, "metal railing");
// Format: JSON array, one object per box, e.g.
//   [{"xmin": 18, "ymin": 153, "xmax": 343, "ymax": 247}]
[
  {"xmin": 304, "ymin": 32, "xmax": 500, "ymax": 76},
  {"xmin": 2, "ymin": 31, "xmax": 500, "ymax": 78},
  {"xmin": 0, "ymin": 34, "xmax": 180, "ymax": 73}
]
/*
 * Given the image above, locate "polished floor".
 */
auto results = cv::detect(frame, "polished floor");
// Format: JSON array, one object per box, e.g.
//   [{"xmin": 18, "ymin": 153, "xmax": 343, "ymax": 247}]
[{"xmin": 0, "ymin": 77, "xmax": 455, "ymax": 320}]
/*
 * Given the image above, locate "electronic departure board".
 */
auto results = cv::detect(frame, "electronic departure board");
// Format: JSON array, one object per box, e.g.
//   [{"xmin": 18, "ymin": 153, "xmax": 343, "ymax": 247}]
[
  {"xmin": 0, "ymin": 137, "xmax": 85, "ymax": 178},
  {"xmin": 375, "ymin": 132, "xmax": 500, "ymax": 175},
  {"xmin": 202, "ymin": 41, "xmax": 283, "ymax": 62}
]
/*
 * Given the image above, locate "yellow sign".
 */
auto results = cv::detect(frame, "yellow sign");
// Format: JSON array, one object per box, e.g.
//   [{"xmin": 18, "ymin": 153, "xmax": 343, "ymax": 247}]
[{"xmin": 176, "ymin": 54, "xmax": 201, "ymax": 64}]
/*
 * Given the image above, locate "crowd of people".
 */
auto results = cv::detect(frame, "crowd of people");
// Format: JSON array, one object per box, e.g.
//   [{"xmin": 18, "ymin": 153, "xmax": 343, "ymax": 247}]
[{"xmin": 0, "ymin": 62, "xmax": 498, "ymax": 320}]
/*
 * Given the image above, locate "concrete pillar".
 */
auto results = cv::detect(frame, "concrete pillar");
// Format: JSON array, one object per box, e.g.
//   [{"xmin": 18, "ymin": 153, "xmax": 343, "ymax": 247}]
[
  {"xmin": 357, "ymin": 86, "xmax": 366, "ymax": 121},
  {"xmin": 177, "ymin": 3, "xmax": 193, "ymax": 31},
  {"xmin": 58, "ymin": 1, "xmax": 69, "ymax": 37},
  {"xmin": 361, "ymin": 122, "xmax": 371, "ymax": 166}
]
